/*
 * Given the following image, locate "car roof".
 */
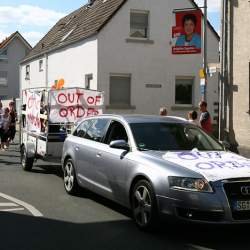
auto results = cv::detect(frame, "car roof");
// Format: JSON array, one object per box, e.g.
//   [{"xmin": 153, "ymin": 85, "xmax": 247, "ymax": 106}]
[{"xmin": 87, "ymin": 114, "xmax": 189, "ymax": 124}]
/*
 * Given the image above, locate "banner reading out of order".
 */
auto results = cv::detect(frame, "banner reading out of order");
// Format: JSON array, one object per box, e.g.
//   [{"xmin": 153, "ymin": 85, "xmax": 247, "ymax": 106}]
[
  {"xmin": 49, "ymin": 88, "xmax": 104, "ymax": 123},
  {"xmin": 172, "ymin": 10, "xmax": 202, "ymax": 55},
  {"xmin": 26, "ymin": 91, "xmax": 42, "ymax": 133}
]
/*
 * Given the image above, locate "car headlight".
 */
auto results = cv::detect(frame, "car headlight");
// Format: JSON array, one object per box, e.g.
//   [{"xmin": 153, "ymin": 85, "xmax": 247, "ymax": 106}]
[{"xmin": 168, "ymin": 177, "xmax": 213, "ymax": 193}]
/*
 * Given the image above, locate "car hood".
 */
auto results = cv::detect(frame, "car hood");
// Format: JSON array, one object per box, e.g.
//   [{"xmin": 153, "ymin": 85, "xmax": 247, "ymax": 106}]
[{"xmin": 143, "ymin": 150, "xmax": 250, "ymax": 182}]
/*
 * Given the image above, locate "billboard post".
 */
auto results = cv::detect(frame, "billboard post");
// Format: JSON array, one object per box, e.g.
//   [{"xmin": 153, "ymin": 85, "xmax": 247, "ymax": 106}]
[{"xmin": 203, "ymin": 0, "xmax": 208, "ymax": 102}]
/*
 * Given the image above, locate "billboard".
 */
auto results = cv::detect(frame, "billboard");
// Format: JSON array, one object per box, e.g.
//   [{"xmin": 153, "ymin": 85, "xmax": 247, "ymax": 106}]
[{"xmin": 172, "ymin": 10, "xmax": 202, "ymax": 55}]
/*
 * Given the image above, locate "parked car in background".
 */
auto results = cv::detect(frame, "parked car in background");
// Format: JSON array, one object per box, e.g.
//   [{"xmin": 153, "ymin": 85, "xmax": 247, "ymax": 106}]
[{"xmin": 61, "ymin": 115, "xmax": 250, "ymax": 230}]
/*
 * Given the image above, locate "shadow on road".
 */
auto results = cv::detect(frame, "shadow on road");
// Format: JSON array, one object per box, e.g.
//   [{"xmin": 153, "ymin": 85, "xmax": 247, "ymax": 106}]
[
  {"xmin": 0, "ymin": 159, "xmax": 20, "ymax": 166},
  {"xmin": 31, "ymin": 164, "xmax": 63, "ymax": 178},
  {"xmin": 0, "ymin": 212, "xmax": 250, "ymax": 250}
]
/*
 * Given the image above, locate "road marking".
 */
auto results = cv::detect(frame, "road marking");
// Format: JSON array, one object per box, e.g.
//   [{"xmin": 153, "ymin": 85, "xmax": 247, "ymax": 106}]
[
  {"xmin": 0, "ymin": 192, "xmax": 43, "ymax": 217},
  {"xmin": 0, "ymin": 208, "xmax": 25, "ymax": 212},
  {"xmin": 0, "ymin": 203, "xmax": 19, "ymax": 207}
]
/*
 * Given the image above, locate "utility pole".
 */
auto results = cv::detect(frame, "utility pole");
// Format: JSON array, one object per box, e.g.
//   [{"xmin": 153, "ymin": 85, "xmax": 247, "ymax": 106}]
[
  {"xmin": 219, "ymin": 0, "xmax": 225, "ymax": 141},
  {"xmin": 202, "ymin": 0, "xmax": 208, "ymax": 101}
]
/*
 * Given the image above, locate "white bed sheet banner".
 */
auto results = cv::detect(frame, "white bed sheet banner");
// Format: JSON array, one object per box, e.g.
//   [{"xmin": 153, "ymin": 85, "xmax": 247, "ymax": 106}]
[
  {"xmin": 49, "ymin": 88, "xmax": 104, "ymax": 123},
  {"xmin": 26, "ymin": 91, "xmax": 42, "ymax": 133}
]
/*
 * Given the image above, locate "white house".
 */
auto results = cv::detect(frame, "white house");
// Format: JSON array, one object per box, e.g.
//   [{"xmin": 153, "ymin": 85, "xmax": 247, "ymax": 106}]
[{"xmin": 20, "ymin": 0, "xmax": 219, "ymax": 121}]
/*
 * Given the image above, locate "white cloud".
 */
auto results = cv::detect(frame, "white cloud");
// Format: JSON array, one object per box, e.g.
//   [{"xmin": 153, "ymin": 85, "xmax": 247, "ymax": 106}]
[
  {"xmin": 0, "ymin": 31, "xmax": 10, "ymax": 42},
  {"xmin": 22, "ymin": 31, "xmax": 45, "ymax": 47},
  {"xmin": 194, "ymin": 0, "xmax": 221, "ymax": 13},
  {"xmin": 0, "ymin": 5, "xmax": 65, "ymax": 27}
]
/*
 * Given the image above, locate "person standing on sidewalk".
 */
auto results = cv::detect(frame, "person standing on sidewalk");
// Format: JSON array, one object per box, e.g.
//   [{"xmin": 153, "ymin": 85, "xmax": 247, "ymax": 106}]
[
  {"xmin": 187, "ymin": 110, "xmax": 200, "ymax": 126},
  {"xmin": 0, "ymin": 107, "xmax": 10, "ymax": 150},
  {"xmin": 199, "ymin": 101, "xmax": 213, "ymax": 134},
  {"xmin": 0, "ymin": 101, "xmax": 3, "ymax": 149},
  {"xmin": 159, "ymin": 107, "xmax": 168, "ymax": 116},
  {"xmin": 8, "ymin": 101, "xmax": 17, "ymax": 144}
]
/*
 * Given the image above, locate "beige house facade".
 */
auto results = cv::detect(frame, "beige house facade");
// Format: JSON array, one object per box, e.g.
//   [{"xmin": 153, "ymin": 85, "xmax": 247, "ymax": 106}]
[{"xmin": 221, "ymin": 1, "xmax": 250, "ymax": 157}]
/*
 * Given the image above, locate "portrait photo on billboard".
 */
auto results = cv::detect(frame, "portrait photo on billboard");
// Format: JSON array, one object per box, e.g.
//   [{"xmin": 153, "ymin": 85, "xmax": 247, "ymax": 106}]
[{"xmin": 172, "ymin": 10, "xmax": 202, "ymax": 55}]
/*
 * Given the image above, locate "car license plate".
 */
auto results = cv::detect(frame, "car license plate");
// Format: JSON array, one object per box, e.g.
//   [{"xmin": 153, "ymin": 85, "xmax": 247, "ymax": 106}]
[{"xmin": 234, "ymin": 201, "xmax": 250, "ymax": 211}]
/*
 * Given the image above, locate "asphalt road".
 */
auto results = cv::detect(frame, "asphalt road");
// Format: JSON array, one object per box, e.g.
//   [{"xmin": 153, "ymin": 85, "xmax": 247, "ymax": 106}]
[{"xmin": 0, "ymin": 138, "xmax": 250, "ymax": 250}]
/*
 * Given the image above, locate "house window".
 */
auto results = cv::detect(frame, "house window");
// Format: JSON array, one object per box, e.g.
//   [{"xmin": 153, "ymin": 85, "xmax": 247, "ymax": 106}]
[
  {"xmin": 39, "ymin": 60, "xmax": 43, "ymax": 72},
  {"xmin": 0, "ymin": 71, "xmax": 8, "ymax": 86},
  {"xmin": 130, "ymin": 11, "xmax": 149, "ymax": 38},
  {"xmin": 0, "ymin": 49, "xmax": 8, "ymax": 61},
  {"xmin": 25, "ymin": 65, "xmax": 30, "ymax": 80},
  {"xmin": 175, "ymin": 77, "xmax": 194, "ymax": 105},
  {"xmin": 85, "ymin": 74, "xmax": 93, "ymax": 89},
  {"xmin": 110, "ymin": 75, "xmax": 131, "ymax": 105}
]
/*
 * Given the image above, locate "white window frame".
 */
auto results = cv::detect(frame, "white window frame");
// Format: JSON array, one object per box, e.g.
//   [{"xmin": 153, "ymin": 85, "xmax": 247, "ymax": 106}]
[
  {"xmin": 85, "ymin": 74, "xmax": 93, "ymax": 89},
  {"xmin": 39, "ymin": 60, "xmax": 44, "ymax": 72},
  {"xmin": 130, "ymin": 10, "xmax": 150, "ymax": 39},
  {"xmin": 175, "ymin": 76, "xmax": 195, "ymax": 106},
  {"xmin": 0, "ymin": 49, "xmax": 8, "ymax": 61},
  {"xmin": 25, "ymin": 65, "xmax": 30, "ymax": 80}
]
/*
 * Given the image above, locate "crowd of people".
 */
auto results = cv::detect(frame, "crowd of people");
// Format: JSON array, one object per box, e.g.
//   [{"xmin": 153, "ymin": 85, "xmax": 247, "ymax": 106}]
[
  {"xmin": 0, "ymin": 100, "xmax": 17, "ymax": 150},
  {"xmin": 159, "ymin": 101, "xmax": 213, "ymax": 134}
]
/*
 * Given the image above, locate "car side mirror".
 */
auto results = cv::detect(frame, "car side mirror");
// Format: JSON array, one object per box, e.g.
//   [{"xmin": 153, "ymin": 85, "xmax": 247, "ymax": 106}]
[{"xmin": 109, "ymin": 140, "xmax": 130, "ymax": 151}]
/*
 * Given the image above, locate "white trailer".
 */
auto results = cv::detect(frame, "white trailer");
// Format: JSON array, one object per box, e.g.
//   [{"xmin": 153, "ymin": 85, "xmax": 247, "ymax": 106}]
[{"xmin": 20, "ymin": 87, "xmax": 104, "ymax": 171}]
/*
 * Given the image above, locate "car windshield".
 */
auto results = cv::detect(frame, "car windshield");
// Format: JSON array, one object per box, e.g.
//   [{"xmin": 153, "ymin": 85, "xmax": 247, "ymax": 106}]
[{"xmin": 130, "ymin": 122, "xmax": 224, "ymax": 151}]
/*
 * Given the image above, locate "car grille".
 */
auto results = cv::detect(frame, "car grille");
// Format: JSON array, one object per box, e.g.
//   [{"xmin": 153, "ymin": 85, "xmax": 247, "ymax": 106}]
[{"xmin": 224, "ymin": 180, "xmax": 250, "ymax": 220}]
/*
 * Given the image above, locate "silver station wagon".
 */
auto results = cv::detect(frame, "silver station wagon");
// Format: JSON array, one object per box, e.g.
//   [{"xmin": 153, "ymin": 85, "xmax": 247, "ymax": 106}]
[{"xmin": 61, "ymin": 115, "xmax": 250, "ymax": 230}]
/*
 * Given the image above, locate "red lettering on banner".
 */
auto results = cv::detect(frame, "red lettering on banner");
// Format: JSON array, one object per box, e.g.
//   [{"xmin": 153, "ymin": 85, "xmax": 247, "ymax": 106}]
[
  {"xmin": 59, "ymin": 108, "xmax": 68, "ymax": 117},
  {"xmin": 27, "ymin": 96, "xmax": 40, "ymax": 109},
  {"xmin": 95, "ymin": 96, "xmax": 101, "ymax": 105},
  {"xmin": 76, "ymin": 106, "xmax": 85, "ymax": 118},
  {"xmin": 87, "ymin": 96, "xmax": 95, "ymax": 105},
  {"xmin": 57, "ymin": 91, "xmax": 85, "ymax": 105},
  {"xmin": 58, "ymin": 93, "xmax": 67, "ymax": 104},
  {"xmin": 27, "ymin": 114, "xmax": 41, "ymax": 129},
  {"xmin": 76, "ymin": 92, "xmax": 84, "ymax": 103},
  {"xmin": 68, "ymin": 106, "xmax": 75, "ymax": 117},
  {"xmin": 87, "ymin": 108, "xmax": 99, "ymax": 116},
  {"xmin": 68, "ymin": 93, "xmax": 75, "ymax": 104},
  {"xmin": 58, "ymin": 106, "xmax": 99, "ymax": 119}
]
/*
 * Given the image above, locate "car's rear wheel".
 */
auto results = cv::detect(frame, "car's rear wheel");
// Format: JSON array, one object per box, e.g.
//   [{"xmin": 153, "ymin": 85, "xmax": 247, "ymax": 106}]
[
  {"xmin": 131, "ymin": 179, "xmax": 159, "ymax": 231},
  {"xmin": 63, "ymin": 159, "xmax": 79, "ymax": 195},
  {"xmin": 20, "ymin": 146, "xmax": 34, "ymax": 171}
]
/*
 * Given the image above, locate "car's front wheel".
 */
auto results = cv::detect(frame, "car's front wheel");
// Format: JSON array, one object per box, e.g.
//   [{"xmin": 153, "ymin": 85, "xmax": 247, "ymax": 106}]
[
  {"xmin": 131, "ymin": 179, "xmax": 159, "ymax": 231},
  {"xmin": 63, "ymin": 158, "xmax": 79, "ymax": 195}
]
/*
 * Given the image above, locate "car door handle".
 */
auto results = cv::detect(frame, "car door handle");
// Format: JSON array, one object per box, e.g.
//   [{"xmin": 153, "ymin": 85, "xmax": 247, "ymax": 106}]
[
  {"xmin": 75, "ymin": 147, "xmax": 79, "ymax": 151},
  {"xmin": 96, "ymin": 153, "xmax": 102, "ymax": 158}
]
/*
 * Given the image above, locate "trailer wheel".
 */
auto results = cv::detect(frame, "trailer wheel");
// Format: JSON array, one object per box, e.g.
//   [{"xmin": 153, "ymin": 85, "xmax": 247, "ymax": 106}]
[{"xmin": 20, "ymin": 146, "xmax": 34, "ymax": 171}]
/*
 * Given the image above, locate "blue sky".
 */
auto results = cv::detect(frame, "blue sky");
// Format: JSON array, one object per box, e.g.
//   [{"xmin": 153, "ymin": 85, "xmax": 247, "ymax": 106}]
[{"xmin": 0, "ymin": 0, "xmax": 220, "ymax": 46}]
